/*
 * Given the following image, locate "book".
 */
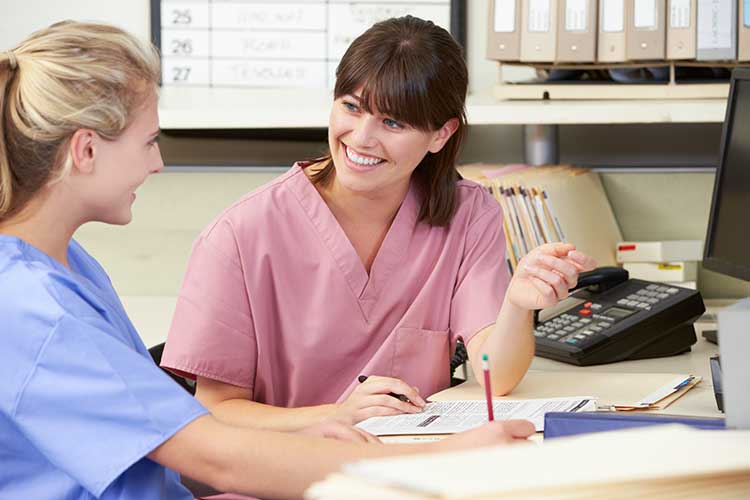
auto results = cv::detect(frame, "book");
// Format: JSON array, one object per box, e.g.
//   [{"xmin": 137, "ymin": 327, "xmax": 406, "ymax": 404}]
[
  {"xmin": 616, "ymin": 240, "xmax": 704, "ymax": 263},
  {"xmin": 307, "ymin": 425, "xmax": 750, "ymax": 500}
]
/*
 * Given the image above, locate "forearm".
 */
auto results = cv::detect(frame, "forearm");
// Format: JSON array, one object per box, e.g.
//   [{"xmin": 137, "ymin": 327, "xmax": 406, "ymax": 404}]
[
  {"xmin": 209, "ymin": 398, "xmax": 338, "ymax": 432},
  {"xmin": 151, "ymin": 414, "xmax": 434, "ymax": 500},
  {"xmin": 472, "ymin": 297, "xmax": 535, "ymax": 395}
]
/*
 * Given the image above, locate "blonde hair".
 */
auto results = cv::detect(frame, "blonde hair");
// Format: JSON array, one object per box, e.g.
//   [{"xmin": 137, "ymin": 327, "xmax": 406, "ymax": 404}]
[{"xmin": 0, "ymin": 21, "xmax": 160, "ymax": 220}]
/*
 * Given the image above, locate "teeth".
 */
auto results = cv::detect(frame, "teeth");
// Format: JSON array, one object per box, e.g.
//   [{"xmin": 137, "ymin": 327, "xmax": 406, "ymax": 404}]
[{"xmin": 346, "ymin": 146, "xmax": 384, "ymax": 166}]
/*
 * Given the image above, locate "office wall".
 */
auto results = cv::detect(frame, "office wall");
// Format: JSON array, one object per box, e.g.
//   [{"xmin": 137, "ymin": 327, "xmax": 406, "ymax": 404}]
[{"xmin": 4, "ymin": 1, "xmax": 745, "ymax": 346}]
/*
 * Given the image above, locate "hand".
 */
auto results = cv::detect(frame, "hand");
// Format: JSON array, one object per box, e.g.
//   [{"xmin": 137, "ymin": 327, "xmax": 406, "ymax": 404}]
[
  {"xmin": 333, "ymin": 376, "xmax": 427, "ymax": 425},
  {"xmin": 506, "ymin": 243, "xmax": 597, "ymax": 310},
  {"xmin": 296, "ymin": 418, "xmax": 381, "ymax": 443},
  {"xmin": 434, "ymin": 420, "xmax": 535, "ymax": 452}
]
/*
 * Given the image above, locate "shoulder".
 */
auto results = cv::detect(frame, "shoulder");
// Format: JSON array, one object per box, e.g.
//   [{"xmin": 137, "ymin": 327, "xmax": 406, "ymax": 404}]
[
  {"xmin": 452, "ymin": 179, "xmax": 503, "ymax": 227},
  {"xmin": 198, "ymin": 163, "xmax": 307, "ymax": 246}
]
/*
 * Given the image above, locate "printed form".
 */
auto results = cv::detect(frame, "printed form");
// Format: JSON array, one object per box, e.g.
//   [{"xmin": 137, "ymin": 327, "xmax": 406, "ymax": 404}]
[{"xmin": 357, "ymin": 397, "xmax": 596, "ymax": 434}]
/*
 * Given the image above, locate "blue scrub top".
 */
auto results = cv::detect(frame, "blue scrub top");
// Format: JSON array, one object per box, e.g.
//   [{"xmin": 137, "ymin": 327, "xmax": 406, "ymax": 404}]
[{"xmin": 0, "ymin": 236, "xmax": 208, "ymax": 500}]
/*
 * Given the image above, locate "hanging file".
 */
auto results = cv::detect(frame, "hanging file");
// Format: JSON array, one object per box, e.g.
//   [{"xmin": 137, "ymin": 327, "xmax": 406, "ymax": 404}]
[
  {"xmin": 626, "ymin": 0, "xmax": 667, "ymax": 60},
  {"xmin": 599, "ymin": 0, "xmax": 628, "ymax": 61},
  {"xmin": 557, "ymin": 0, "xmax": 598, "ymax": 62},
  {"xmin": 696, "ymin": 0, "xmax": 737, "ymax": 61},
  {"xmin": 487, "ymin": 0, "xmax": 522, "ymax": 61},
  {"xmin": 521, "ymin": 0, "xmax": 559, "ymax": 62},
  {"xmin": 740, "ymin": 0, "xmax": 750, "ymax": 61},
  {"xmin": 667, "ymin": 0, "xmax": 697, "ymax": 59}
]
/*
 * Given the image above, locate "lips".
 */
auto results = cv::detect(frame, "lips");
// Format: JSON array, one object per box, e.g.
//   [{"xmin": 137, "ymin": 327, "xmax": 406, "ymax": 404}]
[{"xmin": 343, "ymin": 144, "xmax": 386, "ymax": 172}]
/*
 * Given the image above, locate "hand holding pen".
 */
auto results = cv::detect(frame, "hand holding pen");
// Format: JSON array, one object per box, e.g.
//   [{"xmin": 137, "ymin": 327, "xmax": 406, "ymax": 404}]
[{"xmin": 332, "ymin": 375, "xmax": 427, "ymax": 425}]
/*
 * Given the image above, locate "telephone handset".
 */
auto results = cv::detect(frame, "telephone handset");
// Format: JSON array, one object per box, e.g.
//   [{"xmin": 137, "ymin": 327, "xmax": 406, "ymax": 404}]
[{"xmin": 533, "ymin": 267, "xmax": 705, "ymax": 366}]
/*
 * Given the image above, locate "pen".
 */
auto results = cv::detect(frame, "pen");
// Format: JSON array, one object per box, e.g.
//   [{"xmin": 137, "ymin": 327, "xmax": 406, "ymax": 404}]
[
  {"xmin": 673, "ymin": 376, "xmax": 695, "ymax": 390},
  {"xmin": 482, "ymin": 354, "xmax": 494, "ymax": 422},
  {"xmin": 357, "ymin": 375, "xmax": 411, "ymax": 403}
]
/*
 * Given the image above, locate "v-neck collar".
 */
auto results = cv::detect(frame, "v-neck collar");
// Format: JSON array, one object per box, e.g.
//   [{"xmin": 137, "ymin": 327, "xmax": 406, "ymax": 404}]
[{"xmin": 288, "ymin": 164, "xmax": 419, "ymax": 314}]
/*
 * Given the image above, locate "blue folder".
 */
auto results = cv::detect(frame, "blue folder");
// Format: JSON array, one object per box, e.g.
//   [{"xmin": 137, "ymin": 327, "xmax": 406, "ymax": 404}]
[{"xmin": 544, "ymin": 412, "xmax": 725, "ymax": 439}]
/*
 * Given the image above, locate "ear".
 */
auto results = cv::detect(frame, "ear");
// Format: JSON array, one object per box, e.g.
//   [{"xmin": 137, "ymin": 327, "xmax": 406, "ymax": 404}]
[
  {"xmin": 427, "ymin": 118, "xmax": 460, "ymax": 154},
  {"xmin": 68, "ymin": 129, "xmax": 98, "ymax": 175}
]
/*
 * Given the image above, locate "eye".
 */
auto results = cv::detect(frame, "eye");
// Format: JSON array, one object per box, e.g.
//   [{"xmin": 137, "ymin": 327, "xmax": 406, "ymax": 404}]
[
  {"xmin": 383, "ymin": 118, "xmax": 404, "ymax": 130},
  {"xmin": 342, "ymin": 101, "xmax": 359, "ymax": 112},
  {"xmin": 148, "ymin": 136, "xmax": 160, "ymax": 147}
]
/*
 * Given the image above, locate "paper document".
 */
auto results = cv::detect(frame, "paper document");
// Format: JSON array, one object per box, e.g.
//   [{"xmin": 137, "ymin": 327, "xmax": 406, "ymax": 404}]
[{"xmin": 357, "ymin": 397, "xmax": 596, "ymax": 434}]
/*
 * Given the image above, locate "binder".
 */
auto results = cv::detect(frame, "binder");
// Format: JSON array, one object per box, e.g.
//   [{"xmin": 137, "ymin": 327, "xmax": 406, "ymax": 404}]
[
  {"xmin": 626, "ymin": 0, "xmax": 667, "ymax": 60},
  {"xmin": 666, "ymin": 0, "xmax": 697, "ymax": 59},
  {"xmin": 557, "ymin": 0, "xmax": 598, "ymax": 62},
  {"xmin": 544, "ymin": 412, "xmax": 725, "ymax": 439},
  {"xmin": 520, "ymin": 0, "xmax": 559, "ymax": 62},
  {"xmin": 487, "ymin": 0, "xmax": 522, "ymax": 61},
  {"xmin": 696, "ymin": 0, "xmax": 737, "ymax": 61},
  {"xmin": 740, "ymin": 0, "xmax": 750, "ymax": 61},
  {"xmin": 598, "ymin": 0, "xmax": 628, "ymax": 62},
  {"xmin": 616, "ymin": 240, "xmax": 704, "ymax": 262}
]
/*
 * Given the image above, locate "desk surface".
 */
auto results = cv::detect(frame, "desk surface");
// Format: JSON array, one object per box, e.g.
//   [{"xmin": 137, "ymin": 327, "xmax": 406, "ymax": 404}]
[{"xmin": 432, "ymin": 321, "xmax": 722, "ymax": 421}]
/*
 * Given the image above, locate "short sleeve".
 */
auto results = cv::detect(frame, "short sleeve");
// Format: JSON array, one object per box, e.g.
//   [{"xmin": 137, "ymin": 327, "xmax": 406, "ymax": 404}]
[
  {"xmin": 162, "ymin": 219, "xmax": 258, "ymax": 389},
  {"xmin": 450, "ymin": 204, "xmax": 510, "ymax": 345},
  {"xmin": 12, "ymin": 314, "xmax": 208, "ymax": 497}
]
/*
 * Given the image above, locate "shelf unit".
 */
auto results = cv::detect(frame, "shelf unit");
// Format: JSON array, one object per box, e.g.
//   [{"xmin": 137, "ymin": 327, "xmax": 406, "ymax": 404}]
[{"xmin": 157, "ymin": 87, "xmax": 728, "ymax": 129}]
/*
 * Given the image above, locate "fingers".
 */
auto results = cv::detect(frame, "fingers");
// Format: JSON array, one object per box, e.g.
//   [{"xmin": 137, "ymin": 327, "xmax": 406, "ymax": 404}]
[
  {"xmin": 534, "ymin": 253, "xmax": 579, "ymax": 289},
  {"xmin": 524, "ymin": 266, "xmax": 569, "ymax": 300},
  {"xmin": 500, "ymin": 419, "xmax": 536, "ymax": 439},
  {"xmin": 566, "ymin": 250, "xmax": 598, "ymax": 271},
  {"xmin": 352, "ymin": 426, "xmax": 382, "ymax": 444},
  {"xmin": 357, "ymin": 376, "xmax": 427, "ymax": 407},
  {"xmin": 364, "ymin": 394, "xmax": 423, "ymax": 415},
  {"xmin": 356, "ymin": 405, "xmax": 406, "ymax": 422}
]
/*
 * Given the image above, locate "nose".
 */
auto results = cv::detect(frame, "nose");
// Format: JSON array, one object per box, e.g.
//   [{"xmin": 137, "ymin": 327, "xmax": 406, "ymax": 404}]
[
  {"xmin": 350, "ymin": 115, "xmax": 379, "ymax": 149},
  {"xmin": 151, "ymin": 148, "xmax": 165, "ymax": 174}
]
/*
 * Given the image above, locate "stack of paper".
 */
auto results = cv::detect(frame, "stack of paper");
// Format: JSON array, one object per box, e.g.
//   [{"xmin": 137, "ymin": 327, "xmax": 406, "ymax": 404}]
[
  {"xmin": 616, "ymin": 240, "xmax": 704, "ymax": 289},
  {"xmin": 306, "ymin": 426, "xmax": 750, "ymax": 500}
]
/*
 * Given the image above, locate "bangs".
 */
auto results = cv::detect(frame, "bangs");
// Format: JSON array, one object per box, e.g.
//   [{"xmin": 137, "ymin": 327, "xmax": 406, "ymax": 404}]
[{"xmin": 334, "ymin": 54, "xmax": 435, "ymax": 132}]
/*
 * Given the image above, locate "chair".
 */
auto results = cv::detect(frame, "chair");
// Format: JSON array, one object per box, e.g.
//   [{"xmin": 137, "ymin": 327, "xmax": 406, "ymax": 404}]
[
  {"xmin": 148, "ymin": 342, "xmax": 220, "ymax": 498},
  {"xmin": 148, "ymin": 342, "xmax": 196, "ymax": 395},
  {"xmin": 450, "ymin": 339, "xmax": 469, "ymax": 387}
]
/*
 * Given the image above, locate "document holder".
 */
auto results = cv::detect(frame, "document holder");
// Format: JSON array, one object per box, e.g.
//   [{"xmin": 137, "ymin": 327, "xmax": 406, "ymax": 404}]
[{"xmin": 544, "ymin": 411, "xmax": 725, "ymax": 439}]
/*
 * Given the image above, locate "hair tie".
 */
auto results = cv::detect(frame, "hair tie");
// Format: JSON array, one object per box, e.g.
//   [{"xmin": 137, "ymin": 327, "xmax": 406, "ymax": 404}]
[{"xmin": 5, "ymin": 51, "xmax": 17, "ymax": 70}]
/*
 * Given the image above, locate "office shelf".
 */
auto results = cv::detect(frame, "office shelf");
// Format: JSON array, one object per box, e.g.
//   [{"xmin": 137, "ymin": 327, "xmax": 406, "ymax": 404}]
[{"xmin": 157, "ymin": 86, "xmax": 728, "ymax": 129}]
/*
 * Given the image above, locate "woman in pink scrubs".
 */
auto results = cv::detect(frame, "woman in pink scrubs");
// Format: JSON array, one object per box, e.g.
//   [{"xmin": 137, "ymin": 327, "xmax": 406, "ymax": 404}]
[{"xmin": 162, "ymin": 16, "xmax": 596, "ymax": 432}]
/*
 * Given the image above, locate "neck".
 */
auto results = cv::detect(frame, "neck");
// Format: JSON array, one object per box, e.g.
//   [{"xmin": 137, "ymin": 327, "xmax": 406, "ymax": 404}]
[
  {"xmin": 322, "ymin": 177, "xmax": 410, "ymax": 227},
  {"xmin": 0, "ymin": 193, "xmax": 79, "ymax": 268}
]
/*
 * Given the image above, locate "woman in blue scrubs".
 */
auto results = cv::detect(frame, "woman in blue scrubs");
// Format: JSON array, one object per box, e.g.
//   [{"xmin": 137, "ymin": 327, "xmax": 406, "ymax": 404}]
[{"xmin": 0, "ymin": 21, "xmax": 533, "ymax": 500}]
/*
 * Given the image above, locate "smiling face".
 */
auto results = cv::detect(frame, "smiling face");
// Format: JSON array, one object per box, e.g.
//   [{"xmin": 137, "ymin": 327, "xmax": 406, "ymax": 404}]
[
  {"xmin": 327, "ymin": 89, "xmax": 456, "ymax": 197},
  {"xmin": 79, "ymin": 92, "xmax": 163, "ymax": 225}
]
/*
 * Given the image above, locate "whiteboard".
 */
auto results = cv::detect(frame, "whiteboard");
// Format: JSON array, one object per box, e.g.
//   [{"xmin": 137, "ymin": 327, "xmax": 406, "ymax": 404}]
[{"xmin": 153, "ymin": 0, "xmax": 463, "ymax": 89}]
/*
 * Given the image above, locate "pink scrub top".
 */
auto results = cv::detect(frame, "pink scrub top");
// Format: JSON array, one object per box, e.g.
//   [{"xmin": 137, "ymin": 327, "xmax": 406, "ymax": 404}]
[{"xmin": 162, "ymin": 163, "xmax": 509, "ymax": 406}]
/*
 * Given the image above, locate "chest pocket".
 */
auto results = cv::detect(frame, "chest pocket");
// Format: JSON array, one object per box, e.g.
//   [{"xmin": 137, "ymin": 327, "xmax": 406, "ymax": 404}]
[{"xmin": 392, "ymin": 327, "xmax": 451, "ymax": 399}]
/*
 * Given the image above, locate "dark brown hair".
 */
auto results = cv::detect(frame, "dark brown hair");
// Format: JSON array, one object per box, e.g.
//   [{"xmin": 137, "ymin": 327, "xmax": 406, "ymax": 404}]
[{"xmin": 310, "ymin": 15, "xmax": 468, "ymax": 226}]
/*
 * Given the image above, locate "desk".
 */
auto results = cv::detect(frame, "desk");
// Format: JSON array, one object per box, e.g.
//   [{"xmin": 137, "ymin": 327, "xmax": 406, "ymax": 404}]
[{"xmin": 430, "ymin": 317, "xmax": 722, "ymax": 422}]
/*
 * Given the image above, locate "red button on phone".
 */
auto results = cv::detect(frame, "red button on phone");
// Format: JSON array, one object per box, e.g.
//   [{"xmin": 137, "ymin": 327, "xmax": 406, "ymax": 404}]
[
  {"xmin": 584, "ymin": 302, "xmax": 593, "ymax": 308},
  {"xmin": 579, "ymin": 309, "xmax": 592, "ymax": 316}
]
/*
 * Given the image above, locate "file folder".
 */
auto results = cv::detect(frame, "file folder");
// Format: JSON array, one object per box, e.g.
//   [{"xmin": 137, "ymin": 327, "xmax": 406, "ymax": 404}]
[
  {"xmin": 487, "ymin": 0, "xmax": 522, "ymax": 61},
  {"xmin": 599, "ymin": 0, "xmax": 628, "ymax": 62},
  {"xmin": 544, "ymin": 411, "xmax": 725, "ymax": 439},
  {"xmin": 557, "ymin": 0, "xmax": 598, "ymax": 62},
  {"xmin": 521, "ymin": 0, "xmax": 559, "ymax": 62},
  {"xmin": 740, "ymin": 0, "xmax": 750, "ymax": 61},
  {"xmin": 697, "ymin": 0, "xmax": 737, "ymax": 61},
  {"xmin": 667, "ymin": 0, "xmax": 697, "ymax": 59},
  {"xmin": 626, "ymin": 0, "xmax": 667, "ymax": 60}
]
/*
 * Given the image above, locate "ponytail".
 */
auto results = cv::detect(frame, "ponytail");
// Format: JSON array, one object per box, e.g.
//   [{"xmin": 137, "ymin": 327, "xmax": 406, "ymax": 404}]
[{"xmin": 0, "ymin": 52, "xmax": 18, "ymax": 217}]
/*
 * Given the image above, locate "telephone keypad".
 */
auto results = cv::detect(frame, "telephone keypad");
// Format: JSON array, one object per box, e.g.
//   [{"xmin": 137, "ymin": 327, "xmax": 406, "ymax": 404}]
[{"xmin": 533, "ymin": 282, "xmax": 680, "ymax": 346}]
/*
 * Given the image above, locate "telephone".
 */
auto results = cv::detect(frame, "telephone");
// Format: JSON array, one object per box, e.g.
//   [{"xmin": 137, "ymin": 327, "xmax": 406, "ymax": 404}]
[{"xmin": 533, "ymin": 267, "xmax": 705, "ymax": 366}]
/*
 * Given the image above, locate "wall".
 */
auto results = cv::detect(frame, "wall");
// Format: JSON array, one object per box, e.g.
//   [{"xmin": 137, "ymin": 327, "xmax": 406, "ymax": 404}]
[{"xmin": 5, "ymin": 0, "xmax": 745, "ymax": 346}]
